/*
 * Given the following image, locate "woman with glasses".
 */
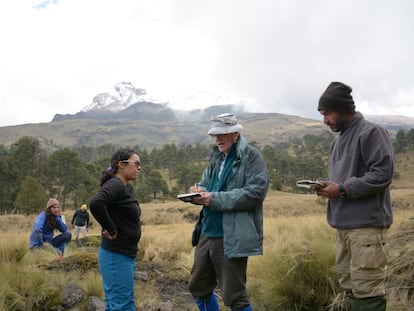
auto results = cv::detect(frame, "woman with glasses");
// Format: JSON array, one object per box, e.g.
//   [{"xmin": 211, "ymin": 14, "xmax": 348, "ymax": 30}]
[
  {"xmin": 89, "ymin": 148, "xmax": 142, "ymax": 311},
  {"xmin": 29, "ymin": 198, "xmax": 72, "ymax": 258}
]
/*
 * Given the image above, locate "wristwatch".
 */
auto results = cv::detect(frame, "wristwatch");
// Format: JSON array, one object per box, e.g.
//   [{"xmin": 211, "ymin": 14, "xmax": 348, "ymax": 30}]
[{"xmin": 338, "ymin": 183, "xmax": 346, "ymax": 197}]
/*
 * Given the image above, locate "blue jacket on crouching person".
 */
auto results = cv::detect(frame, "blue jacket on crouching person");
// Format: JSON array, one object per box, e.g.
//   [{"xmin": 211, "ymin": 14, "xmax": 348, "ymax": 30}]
[{"xmin": 29, "ymin": 208, "xmax": 71, "ymax": 255}]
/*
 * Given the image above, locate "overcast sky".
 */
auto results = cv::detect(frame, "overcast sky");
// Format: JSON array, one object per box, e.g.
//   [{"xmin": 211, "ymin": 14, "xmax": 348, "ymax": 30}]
[{"xmin": 1, "ymin": 0, "xmax": 413, "ymax": 127}]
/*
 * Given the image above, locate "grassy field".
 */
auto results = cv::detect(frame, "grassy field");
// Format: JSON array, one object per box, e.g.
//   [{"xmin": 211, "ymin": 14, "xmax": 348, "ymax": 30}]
[
  {"xmin": 1, "ymin": 188, "xmax": 413, "ymax": 310},
  {"xmin": 0, "ymin": 151, "xmax": 413, "ymax": 310}
]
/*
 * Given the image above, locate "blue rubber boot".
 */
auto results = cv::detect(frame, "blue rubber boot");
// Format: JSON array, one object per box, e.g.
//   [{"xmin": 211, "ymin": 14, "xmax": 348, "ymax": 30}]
[
  {"xmin": 232, "ymin": 304, "xmax": 252, "ymax": 311},
  {"xmin": 196, "ymin": 292, "xmax": 219, "ymax": 311}
]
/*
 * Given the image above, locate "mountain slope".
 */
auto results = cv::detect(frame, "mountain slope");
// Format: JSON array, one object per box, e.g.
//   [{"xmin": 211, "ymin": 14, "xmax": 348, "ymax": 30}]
[
  {"xmin": 1, "ymin": 81, "xmax": 413, "ymax": 151},
  {"xmin": 0, "ymin": 110, "xmax": 327, "ymax": 151}
]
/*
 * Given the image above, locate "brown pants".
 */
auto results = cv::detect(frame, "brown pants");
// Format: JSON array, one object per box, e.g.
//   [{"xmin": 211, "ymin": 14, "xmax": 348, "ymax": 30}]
[
  {"xmin": 188, "ymin": 235, "xmax": 250, "ymax": 309},
  {"xmin": 336, "ymin": 227, "xmax": 388, "ymax": 298}
]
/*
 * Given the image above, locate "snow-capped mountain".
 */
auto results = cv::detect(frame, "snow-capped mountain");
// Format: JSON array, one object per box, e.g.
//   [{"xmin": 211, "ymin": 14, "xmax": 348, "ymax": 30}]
[
  {"xmin": 52, "ymin": 81, "xmax": 246, "ymax": 123},
  {"xmin": 81, "ymin": 82, "xmax": 164, "ymax": 112},
  {"xmin": 57, "ymin": 81, "xmax": 414, "ymax": 132},
  {"xmin": 81, "ymin": 82, "xmax": 248, "ymax": 114}
]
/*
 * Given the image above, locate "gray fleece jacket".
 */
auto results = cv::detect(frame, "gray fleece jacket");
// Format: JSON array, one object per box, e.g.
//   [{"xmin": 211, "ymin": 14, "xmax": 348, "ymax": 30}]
[{"xmin": 327, "ymin": 112, "xmax": 394, "ymax": 229}]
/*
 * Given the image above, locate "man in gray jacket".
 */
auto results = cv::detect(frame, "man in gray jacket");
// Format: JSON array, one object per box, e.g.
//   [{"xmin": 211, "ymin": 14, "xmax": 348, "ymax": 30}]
[
  {"xmin": 316, "ymin": 82, "xmax": 394, "ymax": 311},
  {"xmin": 188, "ymin": 113, "xmax": 269, "ymax": 311}
]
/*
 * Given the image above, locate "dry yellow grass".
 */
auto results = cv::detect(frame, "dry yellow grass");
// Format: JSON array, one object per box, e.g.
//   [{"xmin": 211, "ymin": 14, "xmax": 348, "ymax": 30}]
[
  {"xmin": 393, "ymin": 150, "xmax": 414, "ymax": 189},
  {"xmin": 263, "ymin": 191, "xmax": 327, "ymax": 217},
  {"xmin": 1, "ymin": 199, "xmax": 414, "ymax": 310}
]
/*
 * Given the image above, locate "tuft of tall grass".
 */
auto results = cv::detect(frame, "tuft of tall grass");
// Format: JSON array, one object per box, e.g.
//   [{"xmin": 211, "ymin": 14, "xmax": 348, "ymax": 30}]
[
  {"xmin": 83, "ymin": 271, "xmax": 103, "ymax": 297},
  {"xmin": 387, "ymin": 218, "xmax": 414, "ymax": 309},
  {"xmin": 0, "ymin": 264, "xmax": 63, "ymax": 310},
  {"xmin": 248, "ymin": 216, "xmax": 339, "ymax": 311},
  {"xmin": 0, "ymin": 234, "xmax": 27, "ymax": 263}
]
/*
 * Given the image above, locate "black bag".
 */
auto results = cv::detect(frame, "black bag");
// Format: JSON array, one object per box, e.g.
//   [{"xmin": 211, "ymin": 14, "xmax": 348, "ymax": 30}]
[{"xmin": 192, "ymin": 209, "xmax": 203, "ymax": 247}]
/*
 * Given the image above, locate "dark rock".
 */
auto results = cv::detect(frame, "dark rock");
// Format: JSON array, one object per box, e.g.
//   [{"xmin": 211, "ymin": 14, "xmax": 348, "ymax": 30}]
[{"xmin": 61, "ymin": 283, "xmax": 85, "ymax": 308}]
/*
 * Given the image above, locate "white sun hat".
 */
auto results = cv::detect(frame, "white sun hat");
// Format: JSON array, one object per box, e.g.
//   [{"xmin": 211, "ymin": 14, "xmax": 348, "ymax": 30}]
[{"xmin": 207, "ymin": 113, "xmax": 244, "ymax": 135}]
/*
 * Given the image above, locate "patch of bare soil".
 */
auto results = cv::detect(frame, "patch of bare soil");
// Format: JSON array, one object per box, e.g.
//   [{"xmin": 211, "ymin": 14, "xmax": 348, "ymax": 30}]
[{"xmin": 135, "ymin": 261, "xmax": 195, "ymax": 311}]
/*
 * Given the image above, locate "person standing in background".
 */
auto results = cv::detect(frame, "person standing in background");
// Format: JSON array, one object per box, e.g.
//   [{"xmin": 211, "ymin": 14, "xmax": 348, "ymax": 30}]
[
  {"xmin": 71, "ymin": 204, "xmax": 90, "ymax": 240},
  {"xmin": 316, "ymin": 82, "xmax": 394, "ymax": 311},
  {"xmin": 188, "ymin": 113, "xmax": 269, "ymax": 311},
  {"xmin": 89, "ymin": 148, "xmax": 142, "ymax": 311},
  {"xmin": 29, "ymin": 198, "xmax": 72, "ymax": 258}
]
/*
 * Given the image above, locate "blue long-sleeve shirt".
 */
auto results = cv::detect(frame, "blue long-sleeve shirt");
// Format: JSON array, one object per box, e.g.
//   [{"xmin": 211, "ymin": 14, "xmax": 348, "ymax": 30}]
[{"xmin": 29, "ymin": 211, "xmax": 68, "ymax": 248}]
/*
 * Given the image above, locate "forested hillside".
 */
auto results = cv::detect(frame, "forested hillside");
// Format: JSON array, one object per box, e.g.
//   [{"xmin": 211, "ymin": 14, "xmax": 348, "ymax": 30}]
[{"xmin": 0, "ymin": 128, "xmax": 413, "ymax": 214}]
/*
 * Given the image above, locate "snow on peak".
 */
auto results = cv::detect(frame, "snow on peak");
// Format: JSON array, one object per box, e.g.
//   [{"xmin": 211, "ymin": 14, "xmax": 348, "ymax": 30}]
[{"xmin": 81, "ymin": 82, "xmax": 161, "ymax": 112}]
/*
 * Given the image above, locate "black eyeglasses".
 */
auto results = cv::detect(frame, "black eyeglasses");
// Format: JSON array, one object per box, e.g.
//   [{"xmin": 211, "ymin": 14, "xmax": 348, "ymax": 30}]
[{"xmin": 122, "ymin": 160, "xmax": 141, "ymax": 168}]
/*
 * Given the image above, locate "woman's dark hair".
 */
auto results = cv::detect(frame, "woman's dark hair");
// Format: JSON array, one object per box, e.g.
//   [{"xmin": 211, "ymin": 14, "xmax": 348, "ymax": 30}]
[
  {"xmin": 100, "ymin": 148, "xmax": 136, "ymax": 186},
  {"xmin": 45, "ymin": 207, "xmax": 57, "ymax": 230}
]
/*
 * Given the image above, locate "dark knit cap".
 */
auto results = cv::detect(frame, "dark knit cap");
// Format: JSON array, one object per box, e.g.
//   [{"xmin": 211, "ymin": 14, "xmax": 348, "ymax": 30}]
[{"xmin": 318, "ymin": 81, "xmax": 355, "ymax": 113}]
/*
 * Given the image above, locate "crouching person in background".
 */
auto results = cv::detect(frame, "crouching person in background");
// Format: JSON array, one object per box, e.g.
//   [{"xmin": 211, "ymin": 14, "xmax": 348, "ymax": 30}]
[{"xmin": 29, "ymin": 198, "xmax": 72, "ymax": 258}]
